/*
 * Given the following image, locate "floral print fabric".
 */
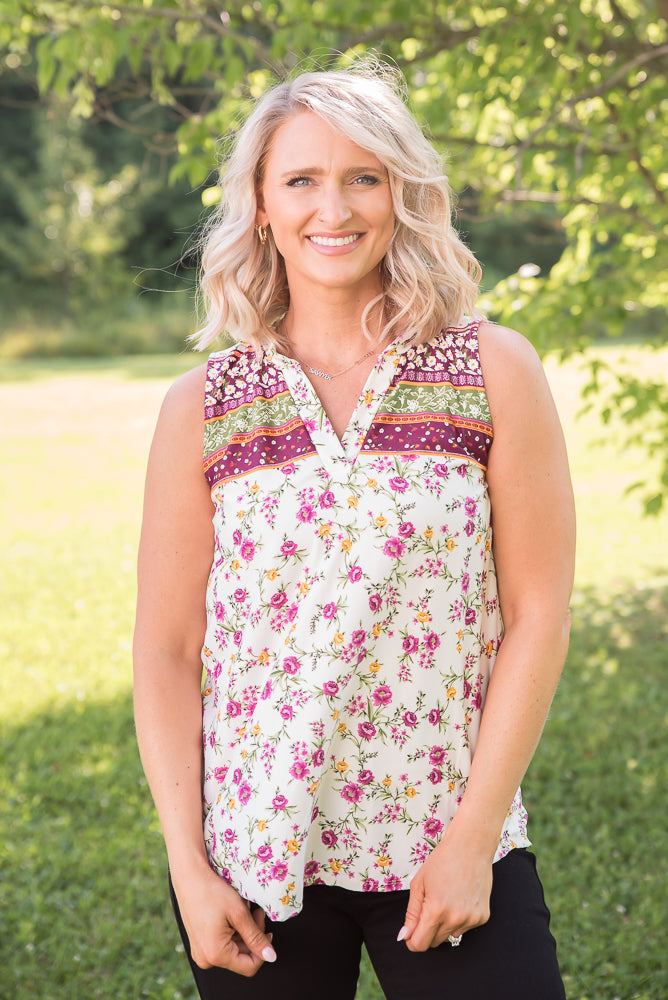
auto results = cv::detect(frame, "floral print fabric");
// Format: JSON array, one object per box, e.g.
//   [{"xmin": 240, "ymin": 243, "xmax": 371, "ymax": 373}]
[{"xmin": 200, "ymin": 320, "xmax": 530, "ymax": 921}]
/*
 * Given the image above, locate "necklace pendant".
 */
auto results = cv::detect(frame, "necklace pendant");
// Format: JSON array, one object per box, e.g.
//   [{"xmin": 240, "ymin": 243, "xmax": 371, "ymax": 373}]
[{"xmin": 307, "ymin": 366, "xmax": 332, "ymax": 380}]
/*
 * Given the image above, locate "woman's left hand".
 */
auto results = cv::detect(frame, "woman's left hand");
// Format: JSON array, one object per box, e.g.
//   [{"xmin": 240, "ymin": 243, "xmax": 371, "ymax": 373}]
[{"xmin": 398, "ymin": 837, "xmax": 494, "ymax": 951}]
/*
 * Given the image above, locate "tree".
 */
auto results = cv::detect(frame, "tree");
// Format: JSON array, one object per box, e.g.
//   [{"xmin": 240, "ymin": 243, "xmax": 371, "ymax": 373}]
[{"xmin": 1, "ymin": 0, "xmax": 667, "ymax": 506}]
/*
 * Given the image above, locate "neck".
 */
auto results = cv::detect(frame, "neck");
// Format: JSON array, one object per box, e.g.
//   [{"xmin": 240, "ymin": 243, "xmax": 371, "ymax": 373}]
[{"xmin": 283, "ymin": 295, "xmax": 385, "ymax": 365}]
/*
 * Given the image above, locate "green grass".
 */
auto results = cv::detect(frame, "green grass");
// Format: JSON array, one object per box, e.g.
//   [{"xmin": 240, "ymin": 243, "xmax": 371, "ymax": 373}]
[{"xmin": 1, "ymin": 346, "xmax": 666, "ymax": 1000}]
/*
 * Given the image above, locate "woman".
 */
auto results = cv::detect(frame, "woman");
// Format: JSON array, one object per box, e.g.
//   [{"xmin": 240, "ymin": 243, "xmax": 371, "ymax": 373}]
[{"xmin": 134, "ymin": 63, "xmax": 575, "ymax": 1000}]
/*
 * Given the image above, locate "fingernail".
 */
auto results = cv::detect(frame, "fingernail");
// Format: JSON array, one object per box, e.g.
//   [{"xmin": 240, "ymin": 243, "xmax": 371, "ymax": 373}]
[
  {"xmin": 262, "ymin": 945, "xmax": 277, "ymax": 962},
  {"xmin": 396, "ymin": 926, "xmax": 408, "ymax": 942}
]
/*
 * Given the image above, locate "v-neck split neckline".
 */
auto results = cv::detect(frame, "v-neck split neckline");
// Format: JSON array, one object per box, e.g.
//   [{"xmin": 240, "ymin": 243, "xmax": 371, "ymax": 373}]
[{"xmin": 265, "ymin": 333, "xmax": 415, "ymax": 471}]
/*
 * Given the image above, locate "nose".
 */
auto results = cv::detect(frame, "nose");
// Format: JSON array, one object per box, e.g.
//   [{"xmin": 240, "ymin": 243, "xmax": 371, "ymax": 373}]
[{"xmin": 317, "ymin": 183, "xmax": 353, "ymax": 226}]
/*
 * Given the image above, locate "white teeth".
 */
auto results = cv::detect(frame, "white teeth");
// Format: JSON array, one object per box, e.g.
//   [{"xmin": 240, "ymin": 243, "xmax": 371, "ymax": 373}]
[{"xmin": 309, "ymin": 234, "xmax": 360, "ymax": 246}]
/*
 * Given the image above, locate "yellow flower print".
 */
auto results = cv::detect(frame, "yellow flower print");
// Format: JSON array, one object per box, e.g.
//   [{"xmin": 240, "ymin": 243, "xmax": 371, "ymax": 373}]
[
  {"xmin": 456, "ymin": 644, "xmax": 462, "ymax": 653},
  {"xmin": 485, "ymin": 540, "xmax": 491, "ymax": 551},
  {"xmin": 424, "ymin": 528, "xmax": 434, "ymax": 539},
  {"xmin": 281, "ymin": 894, "xmax": 291, "ymax": 905},
  {"xmin": 476, "ymin": 534, "xmax": 481, "ymax": 544},
  {"xmin": 237, "ymin": 727, "xmax": 246, "ymax": 739},
  {"xmin": 375, "ymin": 515, "xmax": 387, "ymax": 527},
  {"xmin": 448, "ymin": 781, "xmax": 456, "ymax": 791},
  {"xmin": 237, "ymin": 510, "xmax": 245, "ymax": 519},
  {"xmin": 457, "ymin": 629, "xmax": 463, "ymax": 640},
  {"xmin": 406, "ymin": 787, "xmax": 417, "ymax": 798},
  {"xmin": 347, "ymin": 496, "xmax": 358, "ymax": 507},
  {"xmin": 228, "ymin": 798, "xmax": 236, "ymax": 810},
  {"xmin": 372, "ymin": 624, "xmax": 382, "ymax": 637},
  {"xmin": 377, "ymin": 855, "xmax": 390, "ymax": 867},
  {"xmin": 341, "ymin": 538, "xmax": 352, "ymax": 551},
  {"xmin": 241, "ymin": 749, "xmax": 247, "ymax": 759},
  {"xmin": 369, "ymin": 661, "xmax": 381, "ymax": 673},
  {"xmin": 382, "ymin": 776, "xmax": 392, "ymax": 787},
  {"xmin": 266, "ymin": 568, "xmax": 278, "ymax": 581},
  {"xmin": 300, "ymin": 581, "xmax": 309, "ymax": 594},
  {"xmin": 364, "ymin": 391, "xmax": 374, "ymax": 406},
  {"xmin": 257, "ymin": 820, "xmax": 266, "ymax": 831},
  {"xmin": 338, "ymin": 723, "xmax": 347, "ymax": 733},
  {"xmin": 319, "ymin": 524, "xmax": 332, "ymax": 537},
  {"xmin": 446, "ymin": 538, "xmax": 456, "ymax": 551},
  {"xmin": 258, "ymin": 651, "xmax": 269, "ymax": 664},
  {"xmin": 287, "ymin": 839, "xmax": 299, "ymax": 854},
  {"xmin": 288, "ymin": 882, "xmax": 295, "ymax": 891},
  {"xmin": 416, "ymin": 611, "xmax": 431, "ymax": 622},
  {"xmin": 447, "ymin": 686, "xmax": 457, "ymax": 699},
  {"xmin": 252, "ymin": 723, "xmax": 261, "ymax": 735},
  {"xmin": 486, "ymin": 640, "xmax": 494, "ymax": 656},
  {"xmin": 309, "ymin": 780, "xmax": 319, "ymax": 794},
  {"xmin": 330, "ymin": 860, "xmax": 342, "ymax": 873},
  {"xmin": 249, "ymin": 483, "xmax": 259, "ymax": 494},
  {"xmin": 333, "ymin": 632, "xmax": 344, "ymax": 645},
  {"xmin": 332, "ymin": 710, "xmax": 339, "ymax": 721},
  {"xmin": 336, "ymin": 760, "xmax": 349, "ymax": 772},
  {"xmin": 367, "ymin": 477, "xmax": 378, "ymax": 488},
  {"xmin": 203, "ymin": 687, "xmax": 212, "ymax": 697}
]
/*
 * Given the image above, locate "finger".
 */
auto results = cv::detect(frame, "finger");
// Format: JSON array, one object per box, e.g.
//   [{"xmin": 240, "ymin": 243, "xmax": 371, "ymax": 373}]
[
  {"xmin": 230, "ymin": 900, "xmax": 277, "ymax": 965},
  {"xmin": 397, "ymin": 879, "xmax": 424, "ymax": 944}
]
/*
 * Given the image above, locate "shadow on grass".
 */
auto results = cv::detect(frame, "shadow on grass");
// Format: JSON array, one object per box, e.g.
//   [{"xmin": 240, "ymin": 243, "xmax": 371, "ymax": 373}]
[{"xmin": 1, "ymin": 584, "xmax": 666, "ymax": 1000}]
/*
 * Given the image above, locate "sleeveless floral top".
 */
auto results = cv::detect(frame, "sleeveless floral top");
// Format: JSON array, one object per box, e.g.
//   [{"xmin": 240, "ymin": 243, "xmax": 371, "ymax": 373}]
[{"xmin": 200, "ymin": 319, "xmax": 530, "ymax": 921}]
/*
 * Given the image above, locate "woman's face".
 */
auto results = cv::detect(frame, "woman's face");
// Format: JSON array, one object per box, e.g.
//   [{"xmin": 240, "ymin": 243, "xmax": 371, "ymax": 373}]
[{"xmin": 256, "ymin": 111, "xmax": 395, "ymax": 302}]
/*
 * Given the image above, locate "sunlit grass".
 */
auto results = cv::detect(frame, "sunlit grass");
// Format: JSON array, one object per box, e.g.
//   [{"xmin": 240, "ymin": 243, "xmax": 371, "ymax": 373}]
[{"xmin": 1, "ymin": 345, "xmax": 666, "ymax": 999}]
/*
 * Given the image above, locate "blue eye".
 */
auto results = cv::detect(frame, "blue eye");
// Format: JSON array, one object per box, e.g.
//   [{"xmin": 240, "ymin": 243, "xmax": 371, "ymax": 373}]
[
  {"xmin": 286, "ymin": 176, "xmax": 310, "ymax": 187},
  {"xmin": 354, "ymin": 174, "xmax": 379, "ymax": 185}
]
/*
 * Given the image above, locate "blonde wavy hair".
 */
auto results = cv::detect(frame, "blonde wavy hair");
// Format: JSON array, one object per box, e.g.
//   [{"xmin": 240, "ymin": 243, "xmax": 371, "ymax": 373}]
[{"xmin": 193, "ymin": 60, "xmax": 481, "ymax": 352}]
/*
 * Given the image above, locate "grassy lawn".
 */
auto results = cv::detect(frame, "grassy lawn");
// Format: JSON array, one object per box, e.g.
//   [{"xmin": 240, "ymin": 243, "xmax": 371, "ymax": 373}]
[{"xmin": 1, "ymin": 345, "xmax": 666, "ymax": 999}]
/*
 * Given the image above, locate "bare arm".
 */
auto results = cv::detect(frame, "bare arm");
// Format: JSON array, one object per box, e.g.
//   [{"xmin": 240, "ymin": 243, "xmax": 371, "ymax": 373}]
[
  {"xmin": 133, "ymin": 365, "xmax": 276, "ymax": 975},
  {"xmin": 402, "ymin": 322, "xmax": 576, "ymax": 950}
]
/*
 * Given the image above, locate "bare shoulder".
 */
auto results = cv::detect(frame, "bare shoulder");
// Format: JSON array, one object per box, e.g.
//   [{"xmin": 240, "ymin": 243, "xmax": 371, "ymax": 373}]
[{"xmin": 477, "ymin": 320, "xmax": 551, "ymax": 429}]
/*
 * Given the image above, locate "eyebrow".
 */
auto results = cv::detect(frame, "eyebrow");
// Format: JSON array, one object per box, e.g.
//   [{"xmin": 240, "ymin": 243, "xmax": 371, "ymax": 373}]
[{"xmin": 279, "ymin": 165, "xmax": 386, "ymax": 180}]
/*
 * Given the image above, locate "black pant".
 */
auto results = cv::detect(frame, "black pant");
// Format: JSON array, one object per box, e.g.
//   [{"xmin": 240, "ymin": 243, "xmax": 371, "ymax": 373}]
[{"xmin": 169, "ymin": 849, "xmax": 566, "ymax": 1000}]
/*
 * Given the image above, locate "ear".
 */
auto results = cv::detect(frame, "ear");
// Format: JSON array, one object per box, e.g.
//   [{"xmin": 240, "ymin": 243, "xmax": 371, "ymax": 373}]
[{"xmin": 255, "ymin": 190, "xmax": 267, "ymax": 226}]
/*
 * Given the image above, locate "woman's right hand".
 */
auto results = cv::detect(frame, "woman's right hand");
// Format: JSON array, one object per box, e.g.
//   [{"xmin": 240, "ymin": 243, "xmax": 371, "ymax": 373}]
[{"xmin": 172, "ymin": 864, "xmax": 277, "ymax": 977}]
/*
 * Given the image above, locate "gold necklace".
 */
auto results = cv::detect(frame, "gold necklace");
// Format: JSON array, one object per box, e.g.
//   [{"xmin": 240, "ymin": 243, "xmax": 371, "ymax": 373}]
[{"xmin": 290, "ymin": 344, "xmax": 377, "ymax": 382}]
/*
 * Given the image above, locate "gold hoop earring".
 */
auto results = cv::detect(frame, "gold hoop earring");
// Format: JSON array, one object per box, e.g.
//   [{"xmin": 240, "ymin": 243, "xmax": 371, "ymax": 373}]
[{"xmin": 256, "ymin": 225, "xmax": 268, "ymax": 245}]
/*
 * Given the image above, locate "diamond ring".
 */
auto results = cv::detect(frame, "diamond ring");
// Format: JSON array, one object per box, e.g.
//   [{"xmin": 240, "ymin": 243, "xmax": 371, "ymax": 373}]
[{"xmin": 447, "ymin": 934, "xmax": 463, "ymax": 947}]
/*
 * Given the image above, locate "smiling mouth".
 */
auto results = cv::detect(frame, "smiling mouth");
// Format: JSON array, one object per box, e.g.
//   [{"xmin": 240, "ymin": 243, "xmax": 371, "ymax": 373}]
[{"xmin": 307, "ymin": 234, "xmax": 362, "ymax": 247}]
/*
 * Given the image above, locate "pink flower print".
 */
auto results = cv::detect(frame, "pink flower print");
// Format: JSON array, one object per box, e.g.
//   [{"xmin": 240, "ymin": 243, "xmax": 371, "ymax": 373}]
[
  {"xmin": 272, "ymin": 794, "xmax": 288, "ymax": 810},
  {"xmin": 238, "ymin": 782, "xmax": 252, "ymax": 805},
  {"xmin": 233, "ymin": 588, "xmax": 246, "ymax": 602},
  {"xmin": 461, "ymin": 572, "xmax": 470, "ymax": 595},
  {"xmin": 341, "ymin": 783, "xmax": 364, "ymax": 803},
  {"xmin": 286, "ymin": 603, "xmax": 299, "ymax": 622},
  {"xmin": 240, "ymin": 539, "xmax": 255, "ymax": 560},
  {"xmin": 312, "ymin": 747, "xmax": 325, "ymax": 767},
  {"xmin": 257, "ymin": 844, "xmax": 273, "ymax": 862},
  {"xmin": 232, "ymin": 768, "xmax": 242, "ymax": 785},
  {"xmin": 464, "ymin": 497, "xmax": 477, "ymax": 517},
  {"xmin": 322, "ymin": 681, "xmax": 339, "ymax": 697},
  {"xmin": 424, "ymin": 632, "xmax": 440, "ymax": 651},
  {"xmin": 304, "ymin": 860, "xmax": 320, "ymax": 878},
  {"xmin": 289, "ymin": 761, "xmax": 309, "ymax": 781},
  {"xmin": 383, "ymin": 537, "xmax": 406, "ymax": 559},
  {"xmin": 213, "ymin": 766, "xmax": 228, "ymax": 783},
  {"xmin": 429, "ymin": 768, "xmax": 442, "ymax": 784},
  {"xmin": 424, "ymin": 817, "xmax": 444, "ymax": 837},
  {"xmin": 270, "ymin": 591, "xmax": 288, "ymax": 609},
  {"xmin": 463, "ymin": 678, "xmax": 472, "ymax": 699},
  {"xmin": 434, "ymin": 464, "xmax": 449, "ymax": 478},
  {"xmin": 384, "ymin": 874, "xmax": 402, "ymax": 890},
  {"xmin": 457, "ymin": 464, "xmax": 467, "ymax": 478},
  {"xmin": 465, "ymin": 607, "xmax": 477, "ymax": 625},
  {"xmin": 280, "ymin": 704, "xmax": 294, "ymax": 721},
  {"xmin": 270, "ymin": 861, "xmax": 288, "ymax": 880},
  {"xmin": 232, "ymin": 529, "xmax": 242, "ymax": 546},
  {"xmin": 215, "ymin": 601, "xmax": 225, "ymax": 621},
  {"xmin": 348, "ymin": 565, "xmax": 363, "ymax": 583},
  {"xmin": 429, "ymin": 746, "xmax": 447, "ymax": 766},
  {"xmin": 358, "ymin": 769, "xmax": 374, "ymax": 785},
  {"xmin": 321, "ymin": 829, "xmax": 338, "ymax": 848},
  {"xmin": 233, "ymin": 630, "xmax": 243, "ymax": 646},
  {"xmin": 389, "ymin": 476, "xmax": 409, "ymax": 492},
  {"xmin": 351, "ymin": 629, "xmax": 367, "ymax": 647},
  {"xmin": 465, "ymin": 520, "xmax": 475, "ymax": 537},
  {"xmin": 297, "ymin": 503, "xmax": 316, "ymax": 523},
  {"xmin": 281, "ymin": 540, "xmax": 298, "ymax": 556},
  {"xmin": 428, "ymin": 708, "xmax": 441, "ymax": 725},
  {"xmin": 323, "ymin": 602, "xmax": 337, "ymax": 620},
  {"xmin": 283, "ymin": 656, "xmax": 300, "ymax": 675},
  {"xmin": 224, "ymin": 828, "xmax": 236, "ymax": 843},
  {"xmin": 358, "ymin": 721, "xmax": 377, "ymax": 740},
  {"xmin": 281, "ymin": 464, "xmax": 296, "ymax": 476},
  {"xmin": 402, "ymin": 635, "xmax": 419, "ymax": 655},
  {"xmin": 368, "ymin": 593, "xmax": 382, "ymax": 612},
  {"xmin": 227, "ymin": 700, "xmax": 242, "ymax": 717},
  {"xmin": 403, "ymin": 711, "xmax": 418, "ymax": 727},
  {"xmin": 362, "ymin": 878, "xmax": 379, "ymax": 892},
  {"xmin": 372, "ymin": 685, "xmax": 392, "ymax": 707},
  {"xmin": 261, "ymin": 680, "xmax": 273, "ymax": 700},
  {"xmin": 319, "ymin": 490, "xmax": 336, "ymax": 509},
  {"xmin": 398, "ymin": 522, "xmax": 415, "ymax": 538}
]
